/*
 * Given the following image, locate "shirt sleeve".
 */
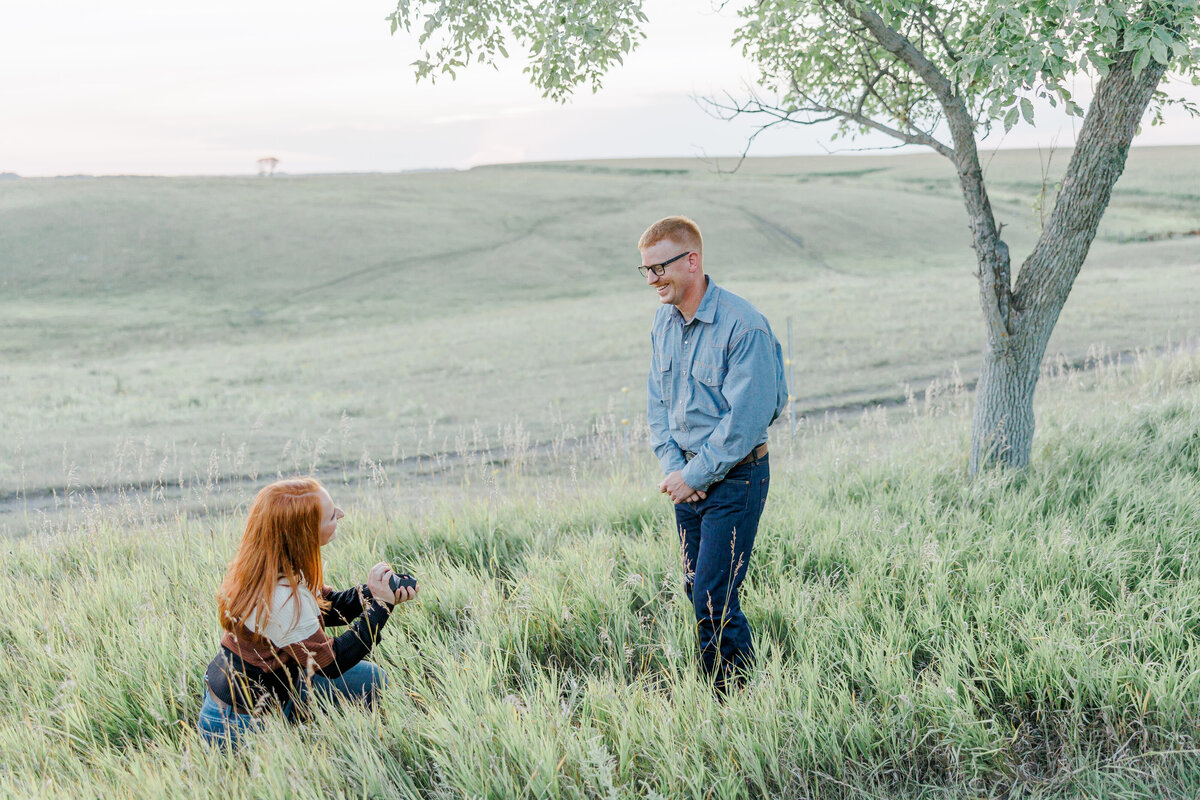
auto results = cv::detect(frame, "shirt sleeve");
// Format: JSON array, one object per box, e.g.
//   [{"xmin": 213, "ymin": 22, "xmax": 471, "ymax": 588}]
[
  {"xmin": 647, "ymin": 334, "xmax": 687, "ymax": 476},
  {"xmin": 321, "ymin": 584, "xmax": 369, "ymax": 627},
  {"xmin": 680, "ymin": 328, "xmax": 780, "ymax": 491},
  {"xmin": 281, "ymin": 598, "xmax": 393, "ymax": 679}
]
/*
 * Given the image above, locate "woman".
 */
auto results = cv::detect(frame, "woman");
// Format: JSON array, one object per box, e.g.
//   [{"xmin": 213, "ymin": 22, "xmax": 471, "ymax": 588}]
[{"xmin": 197, "ymin": 477, "xmax": 417, "ymax": 746}]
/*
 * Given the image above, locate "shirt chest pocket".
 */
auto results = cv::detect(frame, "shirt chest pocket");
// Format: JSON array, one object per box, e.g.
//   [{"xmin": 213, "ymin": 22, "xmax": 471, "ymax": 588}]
[
  {"xmin": 690, "ymin": 350, "xmax": 728, "ymax": 414},
  {"xmin": 653, "ymin": 351, "xmax": 673, "ymax": 401}
]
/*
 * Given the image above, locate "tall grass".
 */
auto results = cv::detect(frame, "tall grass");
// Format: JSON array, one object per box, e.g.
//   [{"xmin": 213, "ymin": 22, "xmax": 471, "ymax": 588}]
[{"xmin": 2, "ymin": 349, "xmax": 1199, "ymax": 799}]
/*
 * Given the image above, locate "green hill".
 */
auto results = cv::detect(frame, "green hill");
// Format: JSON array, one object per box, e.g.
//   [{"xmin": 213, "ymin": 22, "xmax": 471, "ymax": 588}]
[{"xmin": 1, "ymin": 148, "xmax": 1197, "ymax": 505}]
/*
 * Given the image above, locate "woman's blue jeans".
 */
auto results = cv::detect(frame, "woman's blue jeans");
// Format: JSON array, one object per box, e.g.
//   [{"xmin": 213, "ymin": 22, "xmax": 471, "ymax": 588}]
[
  {"xmin": 197, "ymin": 660, "xmax": 387, "ymax": 748},
  {"xmin": 674, "ymin": 453, "xmax": 770, "ymax": 689}
]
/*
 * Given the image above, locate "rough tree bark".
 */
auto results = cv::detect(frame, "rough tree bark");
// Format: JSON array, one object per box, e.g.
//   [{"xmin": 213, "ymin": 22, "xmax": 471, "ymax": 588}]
[
  {"xmin": 967, "ymin": 52, "xmax": 1169, "ymax": 473},
  {"xmin": 843, "ymin": 3, "xmax": 1173, "ymax": 474}
]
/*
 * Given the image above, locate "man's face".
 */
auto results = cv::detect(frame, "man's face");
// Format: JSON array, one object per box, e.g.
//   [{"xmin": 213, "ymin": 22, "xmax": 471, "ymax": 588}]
[{"xmin": 640, "ymin": 238, "xmax": 694, "ymax": 307}]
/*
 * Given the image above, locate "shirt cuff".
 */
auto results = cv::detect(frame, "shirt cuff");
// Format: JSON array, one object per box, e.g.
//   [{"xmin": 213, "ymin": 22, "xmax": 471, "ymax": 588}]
[
  {"xmin": 680, "ymin": 459, "xmax": 716, "ymax": 493},
  {"xmin": 659, "ymin": 450, "xmax": 687, "ymax": 476}
]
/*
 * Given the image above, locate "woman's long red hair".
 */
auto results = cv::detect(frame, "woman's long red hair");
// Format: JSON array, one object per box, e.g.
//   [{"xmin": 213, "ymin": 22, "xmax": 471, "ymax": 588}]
[{"xmin": 218, "ymin": 477, "xmax": 328, "ymax": 638}]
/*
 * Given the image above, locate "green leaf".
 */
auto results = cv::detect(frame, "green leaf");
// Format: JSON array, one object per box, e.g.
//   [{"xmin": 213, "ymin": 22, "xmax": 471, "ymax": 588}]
[
  {"xmin": 1123, "ymin": 31, "xmax": 1151, "ymax": 52},
  {"xmin": 1133, "ymin": 47, "xmax": 1151, "ymax": 76},
  {"xmin": 1020, "ymin": 97, "xmax": 1034, "ymax": 125},
  {"xmin": 1149, "ymin": 38, "xmax": 1170, "ymax": 66},
  {"xmin": 1004, "ymin": 106, "xmax": 1020, "ymax": 132}
]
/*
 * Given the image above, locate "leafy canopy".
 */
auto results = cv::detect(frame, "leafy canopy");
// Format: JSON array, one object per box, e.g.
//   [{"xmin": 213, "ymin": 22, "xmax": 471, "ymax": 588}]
[
  {"xmin": 388, "ymin": 0, "xmax": 649, "ymax": 101},
  {"xmin": 739, "ymin": 0, "xmax": 1199, "ymax": 140},
  {"xmin": 388, "ymin": 0, "xmax": 1199, "ymax": 134}
]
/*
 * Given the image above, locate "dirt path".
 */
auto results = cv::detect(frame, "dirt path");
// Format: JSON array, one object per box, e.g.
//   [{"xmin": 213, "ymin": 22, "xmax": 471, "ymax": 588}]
[{"xmin": 1, "ymin": 342, "xmax": 1185, "ymax": 536}]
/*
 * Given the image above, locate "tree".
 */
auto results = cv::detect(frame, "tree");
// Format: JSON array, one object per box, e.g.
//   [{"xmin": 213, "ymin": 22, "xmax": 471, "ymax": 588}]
[{"xmin": 388, "ymin": 0, "xmax": 1200, "ymax": 473}]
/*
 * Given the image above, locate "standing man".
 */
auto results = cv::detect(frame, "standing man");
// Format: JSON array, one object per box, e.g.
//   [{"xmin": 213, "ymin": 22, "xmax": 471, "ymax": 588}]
[{"xmin": 640, "ymin": 216, "xmax": 787, "ymax": 694}]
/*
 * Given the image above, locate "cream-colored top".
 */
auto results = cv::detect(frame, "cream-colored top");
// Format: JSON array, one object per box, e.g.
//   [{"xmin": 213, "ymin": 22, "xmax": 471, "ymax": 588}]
[{"xmin": 244, "ymin": 580, "xmax": 321, "ymax": 647}]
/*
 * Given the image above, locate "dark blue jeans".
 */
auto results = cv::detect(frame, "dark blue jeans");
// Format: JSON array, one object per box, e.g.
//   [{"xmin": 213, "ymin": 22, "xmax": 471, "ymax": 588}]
[
  {"xmin": 197, "ymin": 660, "xmax": 387, "ymax": 748},
  {"xmin": 675, "ymin": 453, "xmax": 770, "ymax": 688}
]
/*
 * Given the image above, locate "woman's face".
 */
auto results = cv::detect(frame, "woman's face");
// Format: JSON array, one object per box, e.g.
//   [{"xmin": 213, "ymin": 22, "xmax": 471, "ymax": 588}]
[{"xmin": 317, "ymin": 488, "xmax": 345, "ymax": 546}]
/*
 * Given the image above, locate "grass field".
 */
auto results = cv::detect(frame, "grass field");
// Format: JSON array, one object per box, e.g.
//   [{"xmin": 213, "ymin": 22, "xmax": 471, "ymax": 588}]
[
  {"xmin": 3, "ymin": 147, "xmax": 1200, "ymax": 796},
  {"xmin": 2, "ymin": 347, "xmax": 1199, "ymax": 798},
  {"xmin": 2, "ymin": 147, "xmax": 1198, "ymax": 525}
]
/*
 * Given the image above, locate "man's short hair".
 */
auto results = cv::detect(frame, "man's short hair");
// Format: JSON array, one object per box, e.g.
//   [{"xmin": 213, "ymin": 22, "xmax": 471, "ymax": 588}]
[{"xmin": 638, "ymin": 216, "xmax": 703, "ymax": 253}]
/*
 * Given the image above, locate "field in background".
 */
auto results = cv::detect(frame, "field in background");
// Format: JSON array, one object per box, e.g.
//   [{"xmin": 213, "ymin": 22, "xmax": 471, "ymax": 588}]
[
  {"xmin": 1, "ymin": 146, "xmax": 1198, "ymax": 531},
  {"xmin": 4, "ymin": 147, "xmax": 1200, "ymax": 796},
  {"xmin": 3, "ymin": 348, "xmax": 1200, "ymax": 798}
]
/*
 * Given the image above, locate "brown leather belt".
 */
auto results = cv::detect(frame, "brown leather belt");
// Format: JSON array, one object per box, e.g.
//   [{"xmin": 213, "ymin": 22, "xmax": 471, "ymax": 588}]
[
  {"xmin": 683, "ymin": 443, "xmax": 768, "ymax": 466},
  {"xmin": 208, "ymin": 690, "xmax": 233, "ymax": 712}
]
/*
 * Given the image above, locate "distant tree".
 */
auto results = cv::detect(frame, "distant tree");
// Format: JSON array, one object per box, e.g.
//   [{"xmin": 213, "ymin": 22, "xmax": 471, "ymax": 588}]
[
  {"xmin": 257, "ymin": 157, "xmax": 280, "ymax": 177},
  {"xmin": 388, "ymin": 0, "xmax": 1200, "ymax": 473}
]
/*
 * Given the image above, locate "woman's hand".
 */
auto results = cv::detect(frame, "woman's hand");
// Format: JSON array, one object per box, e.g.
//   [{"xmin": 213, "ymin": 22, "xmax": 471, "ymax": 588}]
[
  {"xmin": 366, "ymin": 562, "xmax": 396, "ymax": 606},
  {"xmin": 393, "ymin": 582, "xmax": 419, "ymax": 605}
]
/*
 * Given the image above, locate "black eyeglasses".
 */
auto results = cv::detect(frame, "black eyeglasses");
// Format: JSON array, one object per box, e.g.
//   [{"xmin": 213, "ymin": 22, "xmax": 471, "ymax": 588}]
[{"xmin": 638, "ymin": 251, "xmax": 690, "ymax": 278}]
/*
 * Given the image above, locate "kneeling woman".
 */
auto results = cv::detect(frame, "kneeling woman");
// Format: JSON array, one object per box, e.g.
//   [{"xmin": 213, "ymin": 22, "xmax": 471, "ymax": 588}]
[{"xmin": 198, "ymin": 477, "xmax": 417, "ymax": 746}]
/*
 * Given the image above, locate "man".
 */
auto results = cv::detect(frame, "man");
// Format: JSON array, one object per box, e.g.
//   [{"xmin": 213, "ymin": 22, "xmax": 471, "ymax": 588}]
[{"xmin": 640, "ymin": 215, "xmax": 787, "ymax": 693}]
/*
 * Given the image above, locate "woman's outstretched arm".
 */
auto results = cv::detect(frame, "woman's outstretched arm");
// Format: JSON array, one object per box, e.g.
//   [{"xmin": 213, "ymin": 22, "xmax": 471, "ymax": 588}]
[
  {"xmin": 283, "ymin": 597, "xmax": 393, "ymax": 679},
  {"xmin": 321, "ymin": 584, "xmax": 369, "ymax": 627}
]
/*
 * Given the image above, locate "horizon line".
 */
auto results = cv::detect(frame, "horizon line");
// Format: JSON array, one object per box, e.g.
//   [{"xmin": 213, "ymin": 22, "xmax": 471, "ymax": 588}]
[{"xmin": 4, "ymin": 142, "xmax": 1197, "ymax": 180}]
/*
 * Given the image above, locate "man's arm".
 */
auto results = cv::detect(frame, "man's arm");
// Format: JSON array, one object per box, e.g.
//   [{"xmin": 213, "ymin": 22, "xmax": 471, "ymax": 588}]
[
  {"xmin": 680, "ymin": 328, "xmax": 780, "ymax": 491},
  {"xmin": 647, "ymin": 340, "xmax": 686, "ymax": 476}
]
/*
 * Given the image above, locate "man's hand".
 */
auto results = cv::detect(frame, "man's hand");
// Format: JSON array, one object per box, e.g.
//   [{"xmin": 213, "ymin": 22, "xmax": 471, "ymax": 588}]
[{"xmin": 658, "ymin": 471, "xmax": 707, "ymax": 504}]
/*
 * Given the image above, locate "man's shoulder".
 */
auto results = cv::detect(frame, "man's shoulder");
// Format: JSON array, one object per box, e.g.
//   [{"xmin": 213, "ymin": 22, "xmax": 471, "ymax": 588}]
[
  {"xmin": 651, "ymin": 304, "xmax": 675, "ymax": 330},
  {"xmin": 712, "ymin": 285, "xmax": 771, "ymax": 334}
]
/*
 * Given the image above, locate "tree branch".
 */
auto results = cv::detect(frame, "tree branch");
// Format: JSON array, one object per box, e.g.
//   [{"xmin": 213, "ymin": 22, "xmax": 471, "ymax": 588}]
[
  {"xmin": 1014, "ymin": 51, "xmax": 1170, "ymax": 317},
  {"xmin": 790, "ymin": 78, "xmax": 955, "ymax": 157},
  {"xmin": 918, "ymin": 7, "xmax": 960, "ymax": 64},
  {"xmin": 839, "ymin": 0, "xmax": 1012, "ymax": 346},
  {"xmin": 698, "ymin": 93, "xmax": 839, "ymax": 174},
  {"xmin": 837, "ymin": 1, "xmax": 958, "ymax": 107}
]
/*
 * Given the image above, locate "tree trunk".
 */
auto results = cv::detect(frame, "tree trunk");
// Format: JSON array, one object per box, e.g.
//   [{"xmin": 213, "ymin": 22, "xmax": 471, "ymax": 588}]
[
  {"xmin": 966, "ymin": 51, "xmax": 1169, "ymax": 474},
  {"xmin": 968, "ymin": 322, "xmax": 1049, "ymax": 473}
]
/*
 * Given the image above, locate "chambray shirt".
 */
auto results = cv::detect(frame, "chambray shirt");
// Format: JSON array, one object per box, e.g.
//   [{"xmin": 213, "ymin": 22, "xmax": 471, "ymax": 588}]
[{"xmin": 647, "ymin": 278, "xmax": 788, "ymax": 492}]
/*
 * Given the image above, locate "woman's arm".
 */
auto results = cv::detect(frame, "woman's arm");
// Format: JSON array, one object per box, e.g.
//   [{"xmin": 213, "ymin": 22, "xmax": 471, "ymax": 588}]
[
  {"xmin": 286, "ymin": 563, "xmax": 400, "ymax": 678},
  {"xmin": 283, "ymin": 598, "xmax": 392, "ymax": 679},
  {"xmin": 321, "ymin": 584, "xmax": 369, "ymax": 627}
]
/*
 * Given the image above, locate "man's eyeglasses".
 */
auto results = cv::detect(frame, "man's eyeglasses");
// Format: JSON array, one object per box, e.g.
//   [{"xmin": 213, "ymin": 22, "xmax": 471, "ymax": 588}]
[{"xmin": 638, "ymin": 251, "xmax": 690, "ymax": 278}]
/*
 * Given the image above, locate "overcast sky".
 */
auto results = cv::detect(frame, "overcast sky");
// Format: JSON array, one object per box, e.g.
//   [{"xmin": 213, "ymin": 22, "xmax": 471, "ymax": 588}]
[{"xmin": 3, "ymin": 1, "xmax": 1198, "ymax": 176}]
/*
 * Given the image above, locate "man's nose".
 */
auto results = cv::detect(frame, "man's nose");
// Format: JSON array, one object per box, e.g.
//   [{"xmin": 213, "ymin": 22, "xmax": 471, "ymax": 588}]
[{"xmin": 646, "ymin": 269, "xmax": 659, "ymax": 285}]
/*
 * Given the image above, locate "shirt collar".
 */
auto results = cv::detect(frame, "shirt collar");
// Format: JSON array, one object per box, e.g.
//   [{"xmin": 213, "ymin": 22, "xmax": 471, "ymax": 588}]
[{"xmin": 689, "ymin": 276, "xmax": 718, "ymax": 324}]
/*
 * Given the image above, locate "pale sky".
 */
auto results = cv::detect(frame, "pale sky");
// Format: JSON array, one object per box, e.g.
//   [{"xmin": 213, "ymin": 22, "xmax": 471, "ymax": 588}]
[{"xmin": 2, "ymin": 1, "xmax": 1198, "ymax": 176}]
